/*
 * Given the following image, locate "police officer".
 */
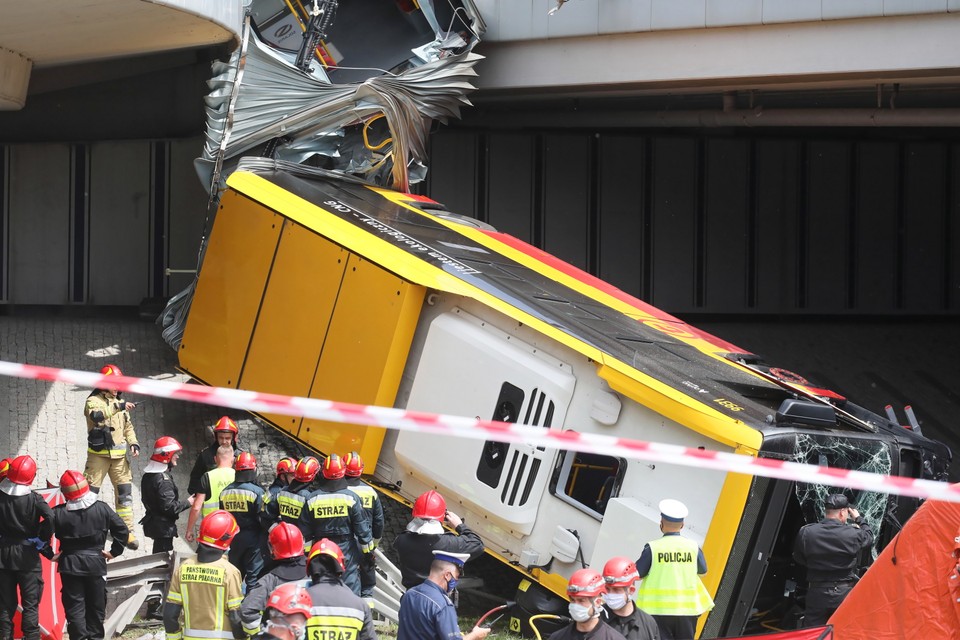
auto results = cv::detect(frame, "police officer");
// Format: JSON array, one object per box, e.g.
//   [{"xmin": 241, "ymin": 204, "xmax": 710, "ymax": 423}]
[
  {"xmin": 188, "ymin": 417, "xmax": 245, "ymax": 496},
  {"xmin": 793, "ymin": 493, "xmax": 873, "ymax": 627},
  {"xmin": 393, "ymin": 489, "xmax": 484, "ymax": 589},
  {"xmin": 397, "ymin": 550, "xmax": 489, "ymax": 640},
  {"xmin": 0, "ymin": 456, "xmax": 53, "ymax": 640},
  {"xmin": 51, "ymin": 470, "xmax": 130, "ymax": 640},
  {"xmin": 261, "ymin": 457, "xmax": 319, "ymax": 544},
  {"xmin": 84, "ymin": 363, "xmax": 141, "ymax": 549},
  {"xmin": 300, "ymin": 454, "xmax": 373, "ymax": 596},
  {"xmin": 303, "ymin": 539, "xmax": 376, "ymax": 640},
  {"xmin": 548, "ymin": 568, "xmax": 626, "ymax": 640},
  {"xmin": 634, "ymin": 499, "xmax": 714, "ymax": 640},
  {"xmin": 601, "ymin": 557, "xmax": 660, "ymax": 640},
  {"xmin": 343, "ymin": 451, "xmax": 384, "ymax": 598},
  {"xmin": 186, "ymin": 445, "xmax": 236, "ymax": 543},
  {"xmin": 164, "ymin": 510, "xmax": 244, "ymax": 640},
  {"xmin": 219, "ymin": 452, "xmax": 266, "ymax": 590},
  {"xmin": 251, "ymin": 583, "xmax": 312, "ymax": 640},
  {"xmin": 240, "ymin": 523, "xmax": 307, "ymax": 637}
]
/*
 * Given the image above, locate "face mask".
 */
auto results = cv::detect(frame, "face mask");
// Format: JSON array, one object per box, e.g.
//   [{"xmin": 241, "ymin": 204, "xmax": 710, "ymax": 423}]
[
  {"xmin": 568, "ymin": 602, "xmax": 594, "ymax": 623},
  {"xmin": 602, "ymin": 592, "xmax": 627, "ymax": 610},
  {"xmin": 446, "ymin": 574, "xmax": 459, "ymax": 593}
]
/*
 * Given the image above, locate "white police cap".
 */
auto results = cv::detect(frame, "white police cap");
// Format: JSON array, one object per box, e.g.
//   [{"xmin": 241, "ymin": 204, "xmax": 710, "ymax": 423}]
[
  {"xmin": 432, "ymin": 549, "xmax": 470, "ymax": 567},
  {"xmin": 659, "ymin": 499, "xmax": 689, "ymax": 522}
]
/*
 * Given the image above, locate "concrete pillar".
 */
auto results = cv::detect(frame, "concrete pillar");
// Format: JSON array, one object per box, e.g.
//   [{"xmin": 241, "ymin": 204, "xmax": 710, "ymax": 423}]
[{"xmin": 0, "ymin": 46, "xmax": 31, "ymax": 110}]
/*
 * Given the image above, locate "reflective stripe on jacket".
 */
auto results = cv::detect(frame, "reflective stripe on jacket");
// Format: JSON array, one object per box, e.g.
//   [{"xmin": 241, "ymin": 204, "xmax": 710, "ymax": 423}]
[
  {"xmin": 167, "ymin": 556, "xmax": 243, "ymax": 640},
  {"xmin": 201, "ymin": 468, "xmax": 236, "ymax": 517},
  {"xmin": 634, "ymin": 535, "xmax": 714, "ymax": 616}
]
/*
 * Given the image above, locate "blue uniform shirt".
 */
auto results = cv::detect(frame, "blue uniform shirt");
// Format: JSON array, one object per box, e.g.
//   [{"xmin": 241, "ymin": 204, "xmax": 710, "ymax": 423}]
[{"xmin": 397, "ymin": 578, "xmax": 462, "ymax": 640}]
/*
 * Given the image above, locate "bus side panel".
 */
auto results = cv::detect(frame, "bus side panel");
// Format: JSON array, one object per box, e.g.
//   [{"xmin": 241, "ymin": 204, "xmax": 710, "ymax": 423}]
[
  {"xmin": 239, "ymin": 222, "xmax": 348, "ymax": 432},
  {"xmin": 298, "ymin": 254, "xmax": 425, "ymax": 469},
  {"xmin": 179, "ymin": 191, "xmax": 282, "ymax": 388}
]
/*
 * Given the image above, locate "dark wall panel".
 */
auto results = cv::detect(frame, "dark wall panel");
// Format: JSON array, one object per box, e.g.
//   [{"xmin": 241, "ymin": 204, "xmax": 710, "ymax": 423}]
[
  {"xmin": 486, "ymin": 133, "xmax": 534, "ymax": 242},
  {"xmin": 805, "ymin": 141, "xmax": 851, "ymax": 312},
  {"xmin": 754, "ymin": 140, "xmax": 800, "ymax": 313},
  {"xmin": 542, "ymin": 134, "xmax": 590, "ymax": 270},
  {"xmin": 901, "ymin": 143, "xmax": 946, "ymax": 312},
  {"xmin": 597, "ymin": 135, "xmax": 645, "ymax": 299},
  {"xmin": 703, "ymin": 139, "xmax": 749, "ymax": 311},
  {"xmin": 855, "ymin": 142, "xmax": 899, "ymax": 312},
  {"xmin": 651, "ymin": 137, "xmax": 698, "ymax": 312},
  {"xmin": 428, "ymin": 132, "xmax": 477, "ymax": 218},
  {"xmin": 951, "ymin": 144, "xmax": 960, "ymax": 311}
]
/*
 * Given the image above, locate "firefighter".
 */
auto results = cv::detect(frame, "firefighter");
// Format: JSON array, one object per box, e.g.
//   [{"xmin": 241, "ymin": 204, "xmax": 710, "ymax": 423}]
[
  {"xmin": 303, "ymin": 539, "xmax": 376, "ymax": 640},
  {"xmin": 261, "ymin": 457, "xmax": 319, "ymax": 544},
  {"xmin": 634, "ymin": 499, "xmax": 713, "ymax": 640},
  {"xmin": 0, "ymin": 456, "xmax": 53, "ymax": 640},
  {"xmin": 240, "ymin": 523, "xmax": 307, "ymax": 636},
  {"xmin": 164, "ymin": 510, "xmax": 244, "ymax": 640},
  {"xmin": 301, "ymin": 454, "xmax": 373, "ymax": 596},
  {"xmin": 397, "ymin": 550, "xmax": 489, "ymax": 640},
  {"xmin": 186, "ymin": 445, "xmax": 236, "ymax": 543},
  {"xmin": 343, "ymin": 451, "xmax": 384, "ymax": 598},
  {"xmin": 83, "ymin": 363, "xmax": 141, "ymax": 549},
  {"xmin": 188, "ymin": 416, "xmax": 245, "ymax": 496},
  {"xmin": 251, "ymin": 583, "xmax": 312, "ymax": 640},
  {"xmin": 0, "ymin": 459, "xmax": 10, "ymax": 481},
  {"xmin": 268, "ymin": 458, "xmax": 297, "ymax": 503},
  {"xmin": 393, "ymin": 489, "xmax": 484, "ymax": 589},
  {"xmin": 50, "ymin": 470, "xmax": 130, "ymax": 640},
  {"xmin": 220, "ymin": 452, "xmax": 266, "ymax": 590},
  {"xmin": 601, "ymin": 557, "xmax": 660, "ymax": 640},
  {"xmin": 547, "ymin": 568, "xmax": 626, "ymax": 640},
  {"xmin": 142, "ymin": 436, "xmax": 194, "ymax": 621}
]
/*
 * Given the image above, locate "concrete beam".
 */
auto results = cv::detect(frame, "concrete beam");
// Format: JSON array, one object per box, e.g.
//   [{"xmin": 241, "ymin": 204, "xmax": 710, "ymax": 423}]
[{"xmin": 0, "ymin": 47, "xmax": 31, "ymax": 110}]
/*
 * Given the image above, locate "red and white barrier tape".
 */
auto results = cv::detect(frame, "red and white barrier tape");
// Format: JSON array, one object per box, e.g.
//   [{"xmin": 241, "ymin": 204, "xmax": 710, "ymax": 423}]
[{"xmin": 1, "ymin": 359, "xmax": 956, "ymax": 503}]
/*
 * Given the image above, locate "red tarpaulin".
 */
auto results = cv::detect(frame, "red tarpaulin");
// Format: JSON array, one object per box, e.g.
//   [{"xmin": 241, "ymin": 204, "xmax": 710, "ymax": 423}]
[
  {"xmin": 829, "ymin": 497, "xmax": 960, "ymax": 639},
  {"xmin": 13, "ymin": 487, "xmax": 65, "ymax": 640},
  {"xmin": 721, "ymin": 626, "xmax": 833, "ymax": 639}
]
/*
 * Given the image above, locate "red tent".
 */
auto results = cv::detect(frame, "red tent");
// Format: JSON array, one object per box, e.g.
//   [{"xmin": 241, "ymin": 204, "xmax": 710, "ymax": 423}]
[
  {"xmin": 829, "ymin": 497, "xmax": 960, "ymax": 638},
  {"xmin": 13, "ymin": 487, "xmax": 65, "ymax": 640}
]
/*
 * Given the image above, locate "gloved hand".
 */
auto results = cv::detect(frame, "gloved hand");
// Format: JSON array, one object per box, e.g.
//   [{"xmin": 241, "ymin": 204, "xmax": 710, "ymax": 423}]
[
  {"xmin": 130, "ymin": 444, "xmax": 141, "ymax": 457},
  {"xmin": 90, "ymin": 410, "xmax": 105, "ymax": 423}
]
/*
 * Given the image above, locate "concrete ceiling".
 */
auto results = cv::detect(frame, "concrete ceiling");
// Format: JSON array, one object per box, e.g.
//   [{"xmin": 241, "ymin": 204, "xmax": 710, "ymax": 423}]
[{"xmin": 0, "ymin": 0, "xmax": 238, "ymax": 109}]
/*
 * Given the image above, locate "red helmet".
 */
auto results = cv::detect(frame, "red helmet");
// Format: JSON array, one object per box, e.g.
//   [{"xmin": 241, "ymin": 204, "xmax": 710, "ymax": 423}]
[
  {"xmin": 602, "ymin": 557, "xmax": 640, "ymax": 588},
  {"xmin": 322, "ymin": 454, "xmax": 345, "ymax": 480},
  {"xmin": 100, "ymin": 364, "xmax": 122, "ymax": 376},
  {"xmin": 214, "ymin": 416, "xmax": 239, "ymax": 436},
  {"xmin": 344, "ymin": 451, "xmax": 364, "ymax": 477},
  {"xmin": 266, "ymin": 582, "xmax": 312, "ymax": 618},
  {"xmin": 198, "ymin": 510, "xmax": 240, "ymax": 550},
  {"xmin": 151, "ymin": 436, "xmax": 183, "ymax": 464},
  {"xmin": 276, "ymin": 457, "xmax": 297, "ymax": 475},
  {"xmin": 268, "ymin": 522, "xmax": 305, "ymax": 560},
  {"xmin": 567, "ymin": 568, "xmax": 606, "ymax": 598},
  {"xmin": 60, "ymin": 470, "xmax": 90, "ymax": 501},
  {"xmin": 6, "ymin": 455, "xmax": 37, "ymax": 486},
  {"xmin": 412, "ymin": 490, "xmax": 446, "ymax": 521},
  {"xmin": 0, "ymin": 458, "xmax": 11, "ymax": 482},
  {"xmin": 308, "ymin": 538, "xmax": 345, "ymax": 574},
  {"xmin": 235, "ymin": 451, "xmax": 257, "ymax": 471},
  {"xmin": 294, "ymin": 457, "xmax": 320, "ymax": 483}
]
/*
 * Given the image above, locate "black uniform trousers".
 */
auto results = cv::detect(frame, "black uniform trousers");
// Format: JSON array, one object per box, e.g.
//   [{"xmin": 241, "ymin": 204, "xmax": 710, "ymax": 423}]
[
  {"xmin": 803, "ymin": 580, "xmax": 855, "ymax": 627},
  {"xmin": 0, "ymin": 568, "xmax": 43, "ymax": 640},
  {"xmin": 652, "ymin": 614, "xmax": 697, "ymax": 640},
  {"xmin": 151, "ymin": 538, "xmax": 174, "ymax": 554},
  {"xmin": 359, "ymin": 553, "xmax": 377, "ymax": 597},
  {"xmin": 61, "ymin": 573, "xmax": 107, "ymax": 640}
]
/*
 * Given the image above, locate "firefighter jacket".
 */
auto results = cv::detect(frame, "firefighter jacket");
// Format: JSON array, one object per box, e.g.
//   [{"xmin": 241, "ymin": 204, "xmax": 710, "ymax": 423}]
[
  {"xmin": 0, "ymin": 488, "xmax": 54, "ymax": 572},
  {"xmin": 84, "ymin": 390, "xmax": 138, "ymax": 459},
  {"xmin": 262, "ymin": 481, "xmax": 312, "ymax": 543},
  {"xmin": 50, "ymin": 500, "xmax": 128, "ymax": 576},
  {"xmin": 239, "ymin": 556, "xmax": 307, "ymax": 636},
  {"xmin": 166, "ymin": 554, "xmax": 244, "ymax": 640},
  {"xmin": 188, "ymin": 443, "xmax": 245, "ymax": 495},
  {"xmin": 793, "ymin": 517, "xmax": 874, "ymax": 582},
  {"xmin": 304, "ymin": 574, "xmax": 377, "ymax": 640},
  {"xmin": 393, "ymin": 525, "xmax": 485, "ymax": 589},
  {"xmin": 345, "ymin": 478, "xmax": 384, "ymax": 543},
  {"xmin": 547, "ymin": 620, "xmax": 629, "ymax": 640},
  {"xmin": 301, "ymin": 481, "xmax": 373, "ymax": 552},
  {"xmin": 220, "ymin": 478, "xmax": 265, "ymax": 533},
  {"xmin": 266, "ymin": 477, "xmax": 287, "ymax": 503},
  {"xmin": 200, "ymin": 467, "xmax": 236, "ymax": 517},
  {"xmin": 141, "ymin": 468, "xmax": 191, "ymax": 539},
  {"xmin": 634, "ymin": 534, "xmax": 714, "ymax": 617}
]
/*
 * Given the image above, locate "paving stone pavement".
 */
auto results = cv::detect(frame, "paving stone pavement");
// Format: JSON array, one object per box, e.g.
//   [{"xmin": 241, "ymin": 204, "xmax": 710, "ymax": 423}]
[{"xmin": 0, "ymin": 311, "xmax": 304, "ymax": 558}]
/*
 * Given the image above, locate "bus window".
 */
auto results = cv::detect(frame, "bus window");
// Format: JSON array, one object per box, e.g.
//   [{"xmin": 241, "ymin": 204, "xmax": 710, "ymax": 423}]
[{"xmin": 550, "ymin": 447, "xmax": 625, "ymax": 519}]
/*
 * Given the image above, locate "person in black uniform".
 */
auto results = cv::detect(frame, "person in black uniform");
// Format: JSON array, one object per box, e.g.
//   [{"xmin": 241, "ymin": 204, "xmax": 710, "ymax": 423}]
[
  {"xmin": 303, "ymin": 539, "xmax": 377, "ymax": 640},
  {"xmin": 343, "ymin": 451, "xmax": 384, "ymax": 598},
  {"xmin": 240, "ymin": 523, "xmax": 307, "ymax": 636},
  {"xmin": 393, "ymin": 490, "xmax": 484, "ymax": 589},
  {"xmin": 793, "ymin": 493, "xmax": 874, "ymax": 626},
  {"xmin": 261, "ymin": 457, "xmax": 319, "ymax": 544},
  {"xmin": 251, "ymin": 583, "xmax": 312, "ymax": 640},
  {"xmin": 187, "ymin": 416, "xmax": 244, "ymax": 496},
  {"xmin": 219, "ymin": 451, "xmax": 266, "ymax": 590},
  {"xmin": 51, "ymin": 470, "xmax": 129, "ymax": 640},
  {"xmin": 548, "ymin": 568, "xmax": 626, "ymax": 640},
  {"xmin": 141, "ymin": 436, "xmax": 193, "ymax": 554},
  {"xmin": 601, "ymin": 557, "xmax": 660, "ymax": 640},
  {"xmin": 0, "ymin": 456, "xmax": 54, "ymax": 640}
]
